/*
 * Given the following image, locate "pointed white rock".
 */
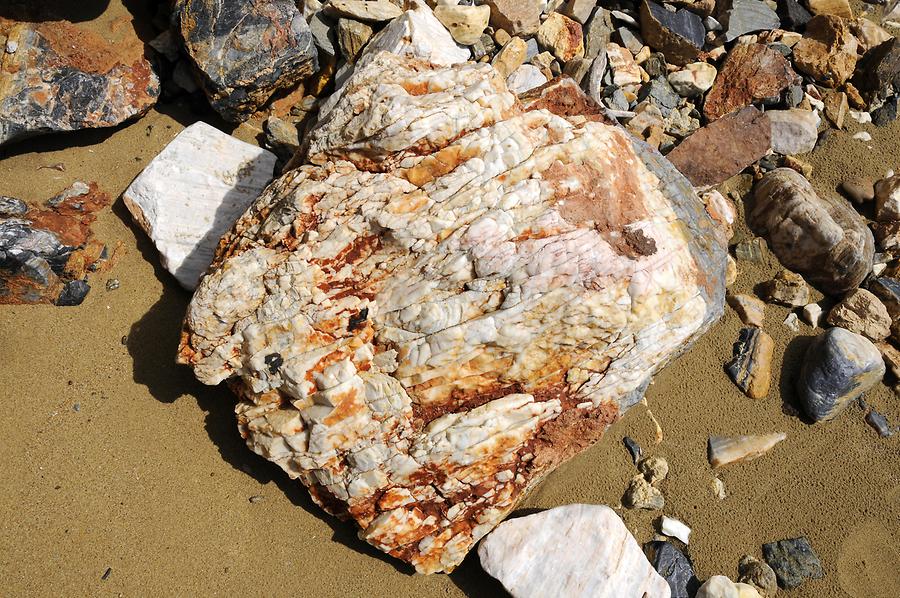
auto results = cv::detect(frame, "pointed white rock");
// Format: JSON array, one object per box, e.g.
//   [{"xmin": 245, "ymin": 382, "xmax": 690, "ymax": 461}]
[
  {"xmin": 478, "ymin": 504, "xmax": 671, "ymax": 598},
  {"xmin": 660, "ymin": 516, "xmax": 692, "ymax": 544},
  {"xmin": 708, "ymin": 433, "xmax": 787, "ymax": 468},
  {"xmin": 123, "ymin": 122, "xmax": 276, "ymax": 290}
]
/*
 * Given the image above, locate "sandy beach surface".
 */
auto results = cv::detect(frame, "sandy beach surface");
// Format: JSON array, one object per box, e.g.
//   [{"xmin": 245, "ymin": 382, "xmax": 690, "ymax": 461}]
[{"xmin": 2, "ymin": 2, "xmax": 899, "ymax": 597}]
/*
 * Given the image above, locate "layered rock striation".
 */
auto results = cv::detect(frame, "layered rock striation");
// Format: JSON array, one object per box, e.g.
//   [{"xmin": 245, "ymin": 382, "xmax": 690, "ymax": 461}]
[{"xmin": 177, "ymin": 53, "xmax": 729, "ymax": 573}]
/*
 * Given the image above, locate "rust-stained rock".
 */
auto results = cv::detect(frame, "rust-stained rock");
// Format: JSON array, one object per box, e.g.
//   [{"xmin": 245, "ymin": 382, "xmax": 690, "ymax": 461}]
[
  {"xmin": 666, "ymin": 106, "xmax": 771, "ymax": 187},
  {"xmin": 703, "ymin": 44, "xmax": 800, "ymax": 121},
  {"xmin": 176, "ymin": 0, "xmax": 317, "ymax": 122},
  {"xmin": 0, "ymin": 183, "xmax": 117, "ymax": 305},
  {"xmin": 792, "ymin": 15, "xmax": 859, "ymax": 88},
  {"xmin": 749, "ymin": 168, "xmax": 874, "ymax": 295},
  {"xmin": 0, "ymin": 18, "xmax": 159, "ymax": 147},
  {"xmin": 177, "ymin": 52, "xmax": 729, "ymax": 574}
]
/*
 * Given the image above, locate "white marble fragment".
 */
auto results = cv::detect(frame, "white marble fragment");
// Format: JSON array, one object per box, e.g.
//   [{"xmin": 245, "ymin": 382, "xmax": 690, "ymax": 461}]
[
  {"xmin": 123, "ymin": 121, "xmax": 276, "ymax": 289},
  {"xmin": 506, "ymin": 64, "xmax": 548, "ymax": 94},
  {"xmin": 708, "ymin": 433, "xmax": 786, "ymax": 468},
  {"xmin": 478, "ymin": 504, "xmax": 671, "ymax": 598},
  {"xmin": 660, "ymin": 515, "xmax": 691, "ymax": 544}
]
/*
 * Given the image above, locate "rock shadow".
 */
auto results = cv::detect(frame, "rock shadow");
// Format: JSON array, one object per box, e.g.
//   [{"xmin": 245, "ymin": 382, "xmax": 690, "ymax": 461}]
[
  {"xmin": 780, "ymin": 334, "xmax": 816, "ymax": 423},
  {"xmin": 0, "ymin": 0, "xmax": 110, "ymax": 22},
  {"xmin": 114, "ymin": 195, "xmax": 410, "ymax": 575}
]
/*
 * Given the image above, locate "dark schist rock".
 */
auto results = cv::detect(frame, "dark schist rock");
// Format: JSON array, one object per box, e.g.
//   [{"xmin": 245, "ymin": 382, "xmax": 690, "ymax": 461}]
[
  {"xmin": 873, "ymin": 96, "xmax": 898, "ymax": 126},
  {"xmin": 724, "ymin": 0, "xmax": 781, "ymax": 42},
  {"xmin": 726, "ymin": 327, "xmax": 775, "ymax": 399},
  {"xmin": 0, "ymin": 183, "xmax": 114, "ymax": 306},
  {"xmin": 852, "ymin": 38, "xmax": 900, "ymax": 99},
  {"xmin": 797, "ymin": 327, "xmax": 885, "ymax": 422},
  {"xmin": 640, "ymin": 0, "xmax": 705, "ymax": 66},
  {"xmin": 176, "ymin": 0, "xmax": 318, "ymax": 122},
  {"xmin": 780, "ymin": 0, "xmax": 812, "ymax": 29},
  {"xmin": 762, "ymin": 537, "xmax": 825, "ymax": 590},
  {"xmin": 0, "ymin": 19, "xmax": 159, "ymax": 147},
  {"xmin": 646, "ymin": 541, "xmax": 700, "ymax": 598},
  {"xmin": 666, "ymin": 106, "xmax": 771, "ymax": 187}
]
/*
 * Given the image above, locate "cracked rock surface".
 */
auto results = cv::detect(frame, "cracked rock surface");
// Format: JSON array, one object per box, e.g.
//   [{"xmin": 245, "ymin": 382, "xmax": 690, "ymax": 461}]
[
  {"xmin": 0, "ymin": 19, "xmax": 159, "ymax": 147},
  {"xmin": 177, "ymin": 52, "xmax": 729, "ymax": 574},
  {"xmin": 176, "ymin": 0, "xmax": 318, "ymax": 122}
]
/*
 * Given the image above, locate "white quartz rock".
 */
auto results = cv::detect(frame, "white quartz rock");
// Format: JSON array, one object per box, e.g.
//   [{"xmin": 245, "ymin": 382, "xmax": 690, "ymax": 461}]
[
  {"xmin": 358, "ymin": 0, "xmax": 468, "ymax": 66},
  {"xmin": 660, "ymin": 515, "xmax": 691, "ymax": 544},
  {"xmin": 506, "ymin": 64, "xmax": 548, "ymax": 94},
  {"xmin": 478, "ymin": 504, "xmax": 672, "ymax": 598},
  {"xmin": 320, "ymin": 0, "xmax": 470, "ymax": 119},
  {"xmin": 179, "ymin": 51, "xmax": 729, "ymax": 575},
  {"xmin": 123, "ymin": 121, "xmax": 276, "ymax": 289}
]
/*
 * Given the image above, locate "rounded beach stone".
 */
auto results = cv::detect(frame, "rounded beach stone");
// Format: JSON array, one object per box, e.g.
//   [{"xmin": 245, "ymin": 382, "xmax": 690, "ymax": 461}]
[{"xmin": 797, "ymin": 327, "xmax": 885, "ymax": 422}]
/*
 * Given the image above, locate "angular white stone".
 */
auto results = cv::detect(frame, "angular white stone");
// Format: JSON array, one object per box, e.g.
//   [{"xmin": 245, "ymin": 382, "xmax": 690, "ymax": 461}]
[
  {"xmin": 123, "ymin": 121, "xmax": 276, "ymax": 289},
  {"xmin": 668, "ymin": 63, "xmax": 718, "ymax": 96},
  {"xmin": 478, "ymin": 504, "xmax": 671, "ymax": 598},
  {"xmin": 708, "ymin": 433, "xmax": 787, "ymax": 468},
  {"xmin": 321, "ymin": 0, "xmax": 470, "ymax": 117},
  {"xmin": 506, "ymin": 64, "xmax": 548, "ymax": 94},
  {"xmin": 660, "ymin": 515, "xmax": 691, "ymax": 544},
  {"xmin": 362, "ymin": 0, "xmax": 469, "ymax": 66}
]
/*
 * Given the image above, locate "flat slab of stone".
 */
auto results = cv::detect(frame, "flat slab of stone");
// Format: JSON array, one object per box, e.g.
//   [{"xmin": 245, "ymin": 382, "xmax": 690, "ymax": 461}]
[
  {"xmin": 123, "ymin": 122, "xmax": 276, "ymax": 290},
  {"xmin": 666, "ymin": 106, "xmax": 771, "ymax": 187},
  {"xmin": 479, "ymin": 504, "xmax": 672, "ymax": 597}
]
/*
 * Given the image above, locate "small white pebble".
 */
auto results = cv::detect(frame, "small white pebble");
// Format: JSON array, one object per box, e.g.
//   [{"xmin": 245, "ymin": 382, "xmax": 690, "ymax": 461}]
[
  {"xmin": 873, "ymin": 263, "xmax": 887, "ymax": 276},
  {"xmin": 849, "ymin": 110, "xmax": 872, "ymax": 124},
  {"xmin": 660, "ymin": 515, "xmax": 691, "ymax": 544},
  {"xmin": 5, "ymin": 40, "xmax": 17, "ymax": 53},
  {"xmin": 711, "ymin": 476, "xmax": 726, "ymax": 500},
  {"xmin": 783, "ymin": 312, "xmax": 800, "ymax": 331},
  {"xmin": 853, "ymin": 132, "xmax": 873, "ymax": 142},
  {"xmin": 802, "ymin": 303, "xmax": 823, "ymax": 327}
]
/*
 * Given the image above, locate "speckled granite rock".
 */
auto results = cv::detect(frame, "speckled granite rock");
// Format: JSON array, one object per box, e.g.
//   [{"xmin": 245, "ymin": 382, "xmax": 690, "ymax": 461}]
[
  {"xmin": 123, "ymin": 122, "xmax": 276, "ymax": 290},
  {"xmin": 748, "ymin": 168, "xmax": 874, "ymax": 295},
  {"xmin": 176, "ymin": 0, "xmax": 317, "ymax": 122},
  {"xmin": 0, "ymin": 183, "xmax": 113, "ymax": 305},
  {"xmin": 177, "ymin": 52, "xmax": 729, "ymax": 574},
  {"xmin": 0, "ymin": 18, "xmax": 159, "ymax": 146},
  {"xmin": 479, "ymin": 505, "xmax": 671, "ymax": 597}
]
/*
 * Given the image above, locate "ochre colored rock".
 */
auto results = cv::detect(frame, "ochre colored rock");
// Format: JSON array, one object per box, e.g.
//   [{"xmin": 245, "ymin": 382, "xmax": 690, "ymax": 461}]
[
  {"xmin": 792, "ymin": 15, "xmax": 859, "ymax": 88},
  {"xmin": 177, "ymin": 53, "xmax": 729, "ymax": 574}
]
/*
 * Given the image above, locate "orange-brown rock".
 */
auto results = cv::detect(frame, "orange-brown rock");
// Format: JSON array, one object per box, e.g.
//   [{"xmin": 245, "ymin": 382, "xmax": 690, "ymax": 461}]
[
  {"xmin": 0, "ymin": 183, "xmax": 117, "ymax": 305},
  {"xmin": 793, "ymin": 15, "xmax": 859, "ymax": 88},
  {"xmin": 703, "ymin": 43, "xmax": 800, "ymax": 121}
]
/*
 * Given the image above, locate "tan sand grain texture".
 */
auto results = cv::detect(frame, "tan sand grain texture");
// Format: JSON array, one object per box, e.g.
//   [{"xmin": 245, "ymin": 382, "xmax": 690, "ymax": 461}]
[{"xmin": 1, "ymin": 2, "xmax": 899, "ymax": 596}]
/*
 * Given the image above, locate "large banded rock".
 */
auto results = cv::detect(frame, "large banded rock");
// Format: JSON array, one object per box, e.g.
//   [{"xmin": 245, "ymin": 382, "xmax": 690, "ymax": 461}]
[
  {"xmin": 748, "ymin": 168, "xmax": 874, "ymax": 294},
  {"xmin": 177, "ymin": 52, "xmax": 729, "ymax": 574}
]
